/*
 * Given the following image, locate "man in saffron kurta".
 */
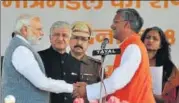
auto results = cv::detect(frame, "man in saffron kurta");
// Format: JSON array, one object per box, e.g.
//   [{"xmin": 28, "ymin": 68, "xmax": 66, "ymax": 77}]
[{"xmin": 74, "ymin": 8, "xmax": 155, "ymax": 103}]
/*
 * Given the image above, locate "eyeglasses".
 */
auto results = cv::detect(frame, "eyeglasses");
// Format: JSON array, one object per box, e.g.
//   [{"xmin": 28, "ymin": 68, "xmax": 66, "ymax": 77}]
[
  {"xmin": 51, "ymin": 33, "xmax": 69, "ymax": 38},
  {"xmin": 71, "ymin": 35, "xmax": 90, "ymax": 42}
]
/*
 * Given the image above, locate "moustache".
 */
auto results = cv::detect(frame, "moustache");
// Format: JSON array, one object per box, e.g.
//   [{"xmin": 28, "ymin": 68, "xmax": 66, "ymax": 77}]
[{"xmin": 74, "ymin": 45, "xmax": 83, "ymax": 49}]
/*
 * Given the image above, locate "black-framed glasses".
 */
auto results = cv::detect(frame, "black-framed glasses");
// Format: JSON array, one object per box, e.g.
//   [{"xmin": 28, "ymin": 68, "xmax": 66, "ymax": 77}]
[{"xmin": 51, "ymin": 33, "xmax": 69, "ymax": 38}]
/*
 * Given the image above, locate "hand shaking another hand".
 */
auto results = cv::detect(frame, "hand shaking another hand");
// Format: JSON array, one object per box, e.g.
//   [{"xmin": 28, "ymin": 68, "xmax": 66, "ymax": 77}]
[
  {"xmin": 72, "ymin": 83, "xmax": 129, "ymax": 103},
  {"xmin": 73, "ymin": 82, "xmax": 87, "ymax": 98},
  {"xmin": 72, "ymin": 82, "xmax": 99, "ymax": 103}
]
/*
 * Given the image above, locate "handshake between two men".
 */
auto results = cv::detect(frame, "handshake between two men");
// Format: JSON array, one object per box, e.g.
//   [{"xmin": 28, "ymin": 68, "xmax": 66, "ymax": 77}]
[
  {"xmin": 72, "ymin": 82, "xmax": 129, "ymax": 103},
  {"xmin": 73, "ymin": 82, "xmax": 87, "ymax": 98}
]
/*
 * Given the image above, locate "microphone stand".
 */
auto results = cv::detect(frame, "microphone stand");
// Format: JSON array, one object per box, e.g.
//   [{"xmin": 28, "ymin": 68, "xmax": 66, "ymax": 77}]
[{"xmin": 99, "ymin": 54, "xmax": 106, "ymax": 103}]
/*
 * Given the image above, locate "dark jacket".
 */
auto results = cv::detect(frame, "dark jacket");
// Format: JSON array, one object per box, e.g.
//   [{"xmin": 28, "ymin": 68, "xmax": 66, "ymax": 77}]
[
  {"xmin": 62, "ymin": 54, "xmax": 101, "ymax": 103},
  {"xmin": 38, "ymin": 47, "xmax": 81, "ymax": 103},
  {"xmin": 64, "ymin": 54, "xmax": 101, "ymax": 103},
  {"xmin": 39, "ymin": 48, "xmax": 101, "ymax": 103},
  {"xmin": 74, "ymin": 54, "xmax": 102, "ymax": 103},
  {"xmin": 62, "ymin": 54, "xmax": 81, "ymax": 103},
  {"xmin": 80, "ymin": 55, "xmax": 101, "ymax": 103},
  {"xmin": 79, "ymin": 55, "xmax": 101, "ymax": 84}
]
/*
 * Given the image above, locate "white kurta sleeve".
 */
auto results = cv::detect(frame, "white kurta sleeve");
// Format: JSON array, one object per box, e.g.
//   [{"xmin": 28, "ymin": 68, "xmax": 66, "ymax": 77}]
[{"xmin": 12, "ymin": 46, "xmax": 73, "ymax": 93}]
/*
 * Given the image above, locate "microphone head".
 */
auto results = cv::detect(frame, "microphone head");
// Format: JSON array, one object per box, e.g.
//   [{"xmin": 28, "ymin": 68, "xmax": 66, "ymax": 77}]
[
  {"xmin": 103, "ymin": 38, "xmax": 109, "ymax": 43},
  {"xmin": 101, "ymin": 38, "xmax": 109, "ymax": 49}
]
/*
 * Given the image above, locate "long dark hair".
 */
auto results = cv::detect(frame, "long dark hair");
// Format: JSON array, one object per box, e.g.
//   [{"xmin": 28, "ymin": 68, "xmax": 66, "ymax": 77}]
[{"xmin": 141, "ymin": 27, "xmax": 175, "ymax": 81}]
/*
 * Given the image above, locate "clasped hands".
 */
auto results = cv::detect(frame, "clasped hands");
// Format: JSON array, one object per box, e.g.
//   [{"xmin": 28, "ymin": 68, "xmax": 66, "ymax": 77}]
[
  {"xmin": 72, "ymin": 82, "xmax": 129, "ymax": 103},
  {"xmin": 72, "ymin": 82, "xmax": 87, "ymax": 98}
]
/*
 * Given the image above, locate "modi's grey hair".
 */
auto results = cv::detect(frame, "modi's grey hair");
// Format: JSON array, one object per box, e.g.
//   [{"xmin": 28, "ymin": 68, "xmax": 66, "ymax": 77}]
[{"xmin": 14, "ymin": 14, "xmax": 38, "ymax": 34}]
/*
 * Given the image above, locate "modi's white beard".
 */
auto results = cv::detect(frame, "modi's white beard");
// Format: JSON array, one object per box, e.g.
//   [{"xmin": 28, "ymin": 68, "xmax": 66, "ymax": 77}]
[{"xmin": 26, "ymin": 33, "xmax": 41, "ymax": 45}]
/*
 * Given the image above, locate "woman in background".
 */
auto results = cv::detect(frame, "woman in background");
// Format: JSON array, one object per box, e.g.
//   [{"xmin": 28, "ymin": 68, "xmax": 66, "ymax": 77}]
[{"xmin": 141, "ymin": 26, "xmax": 179, "ymax": 103}]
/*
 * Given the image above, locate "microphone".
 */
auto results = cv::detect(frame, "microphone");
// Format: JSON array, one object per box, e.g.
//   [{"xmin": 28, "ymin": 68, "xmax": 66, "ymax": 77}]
[
  {"xmin": 92, "ymin": 38, "xmax": 120, "ymax": 56},
  {"xmin": 92, "ymin": 48, "xmax": 121, "ymax": 56},
  {"xmin": 101, "ymin": 38, "xmax": 109, "ymax": 49}
]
